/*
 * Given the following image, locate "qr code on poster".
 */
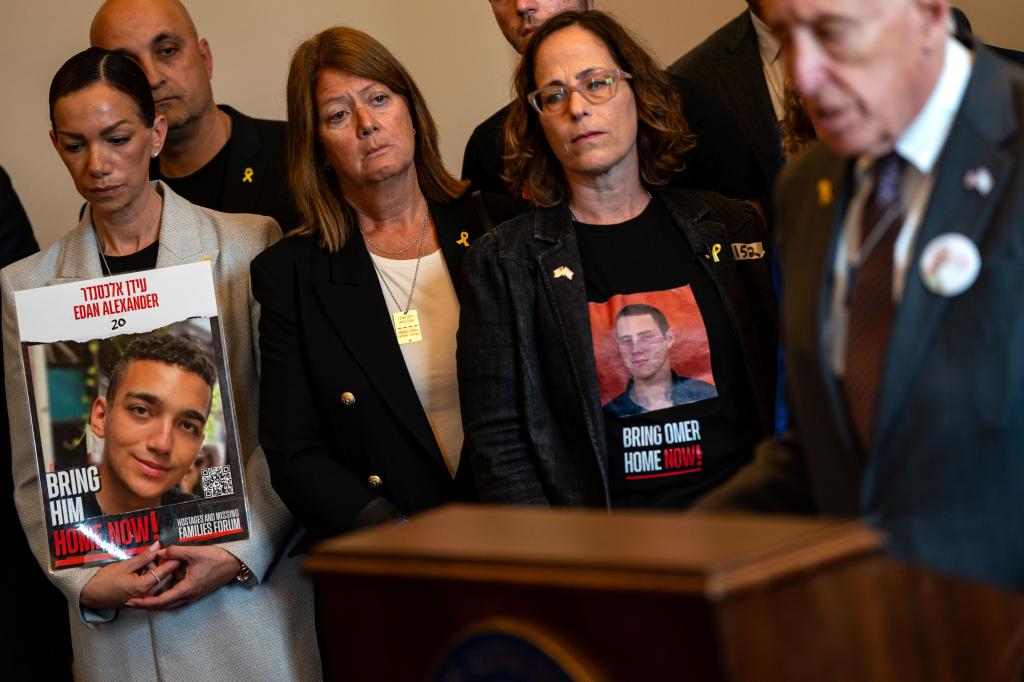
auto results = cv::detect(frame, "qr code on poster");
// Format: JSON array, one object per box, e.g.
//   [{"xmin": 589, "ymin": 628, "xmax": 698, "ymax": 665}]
[{"xmin": 201, "ymin": 465, "xmax": 234, "ymax": 498}]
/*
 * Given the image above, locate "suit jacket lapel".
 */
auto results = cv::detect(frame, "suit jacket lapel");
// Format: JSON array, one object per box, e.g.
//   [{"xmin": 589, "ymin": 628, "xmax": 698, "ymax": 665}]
[
  {"xmin": 811, "ymin": 158, "xmax": 860, "ymax": 456},
  {"xmin": 782, "ymin": 151, "xmax": 863, "ymax": 494},
  {"xmin": 874, "ymin": 49, "xmax": 1018, "ymax": 463},
  {"xmin": 49, "ymin": 214, "xmax": 105, "ymax": 285},
  {"xmin": 533, "ymin": 205, "xmax": 609, "ymax": 488},
  {"xmin": 313, "ymin": 231, "xmax": 448, "ymax": 472},
  {"xmin": 720, "ymin": 13, "xmax": 781, "ymax": 179},
  {"xmin": 430, "ymin": 198, "xmax": 475, "ymax": 301}
]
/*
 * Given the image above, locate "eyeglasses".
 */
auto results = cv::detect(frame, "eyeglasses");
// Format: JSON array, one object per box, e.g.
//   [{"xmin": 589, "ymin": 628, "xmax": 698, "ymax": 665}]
[{"xmin": 527, "ymin": 69, "xmax": 633, "ymax": 116}]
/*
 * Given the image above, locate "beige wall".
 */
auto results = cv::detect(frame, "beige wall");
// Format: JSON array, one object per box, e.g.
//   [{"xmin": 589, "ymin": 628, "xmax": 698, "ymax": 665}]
[{"xmin": 1, "ymin": 0, "xmax": 1021, "ymax": 249}]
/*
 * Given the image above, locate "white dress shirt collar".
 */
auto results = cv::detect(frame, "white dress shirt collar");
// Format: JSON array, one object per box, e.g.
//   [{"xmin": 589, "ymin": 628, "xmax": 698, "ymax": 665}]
[
  {"xmin": 750, "ymin": 10, "xmax": 786, "ymax": 121},
  {"xmin": 749, "ymin": 10, "xmax": 781, "ymax": 66},
  {"xmin": 856, "ymin": 37, "xmax": 973, "ymax": 176}
]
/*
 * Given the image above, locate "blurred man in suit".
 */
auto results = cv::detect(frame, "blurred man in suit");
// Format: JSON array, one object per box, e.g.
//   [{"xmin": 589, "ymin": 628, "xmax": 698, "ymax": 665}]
[{"xmin": 696, "ymin": 0, "xmax": 1024, "ymax": 593}]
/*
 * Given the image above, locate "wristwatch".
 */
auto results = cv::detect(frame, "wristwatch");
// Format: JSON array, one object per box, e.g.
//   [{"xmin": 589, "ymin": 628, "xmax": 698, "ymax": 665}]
[{"xmin": 234, "ymin": 561, "xmax": 254, "ymax": 586}]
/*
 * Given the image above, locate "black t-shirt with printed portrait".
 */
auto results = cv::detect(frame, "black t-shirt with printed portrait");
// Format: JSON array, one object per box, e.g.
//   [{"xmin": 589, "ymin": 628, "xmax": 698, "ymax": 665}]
[{"xmin": 575, "ymin": 195, "xmax": 757, "ymax": 509}]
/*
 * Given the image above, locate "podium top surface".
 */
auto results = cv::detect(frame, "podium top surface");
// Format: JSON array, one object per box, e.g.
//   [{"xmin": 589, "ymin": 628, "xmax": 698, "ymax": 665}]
[{"xmin": 307, "ymin": 505, "xmax": 884, "ymax": 598}]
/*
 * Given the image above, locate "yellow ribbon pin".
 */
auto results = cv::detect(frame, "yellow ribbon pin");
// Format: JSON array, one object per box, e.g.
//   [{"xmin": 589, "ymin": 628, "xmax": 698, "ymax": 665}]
[
  {"xmin": 710, "ymin": 244, "xmax": 721, "ymax": 263},
  {"xmin": 456, "ymin": 231, "xmax": 470, "ymax": 247},
  {"xmin": 242, "ymin": 167, "xmax": 254, "ymax": 183},
  {"xmin": 817, "ymin": 178, "xmax": 833, "ymax": 207}
]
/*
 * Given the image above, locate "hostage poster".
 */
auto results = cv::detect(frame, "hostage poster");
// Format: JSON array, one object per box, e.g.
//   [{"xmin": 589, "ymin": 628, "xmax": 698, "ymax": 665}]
[{"xmin": 15, "ymin": 261, "xmax": 250, "ymax": 571}]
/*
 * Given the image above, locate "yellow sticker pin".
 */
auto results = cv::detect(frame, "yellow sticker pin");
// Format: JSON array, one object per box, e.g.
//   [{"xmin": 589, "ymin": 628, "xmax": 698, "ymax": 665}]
[
  {"xmin": 456, "ymin": 231, "xmax": 470, "ymax": 247},
  {"xmin": 817, "ymin": 178, "xmax": 833, "ymax": 207},
  {"xmin": 242, "ymin": 167, "xmax": 254, "ymax": 183},
  {"xmin": 709, "ymin": 244, "xmax": 722, "ymax": 263}
]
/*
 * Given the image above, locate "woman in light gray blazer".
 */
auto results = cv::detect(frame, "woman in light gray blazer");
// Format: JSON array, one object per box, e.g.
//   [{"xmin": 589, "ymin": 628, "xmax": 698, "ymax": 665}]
[{"xmin": 3, "ymin": 48, "xmax": 320, "ymax": 681}]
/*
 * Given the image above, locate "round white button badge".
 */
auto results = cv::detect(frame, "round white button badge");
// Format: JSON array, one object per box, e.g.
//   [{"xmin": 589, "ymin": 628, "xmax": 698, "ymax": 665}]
[{"xmin": 919, "ymin": 233, "xmax": 980, "ymax": 298}]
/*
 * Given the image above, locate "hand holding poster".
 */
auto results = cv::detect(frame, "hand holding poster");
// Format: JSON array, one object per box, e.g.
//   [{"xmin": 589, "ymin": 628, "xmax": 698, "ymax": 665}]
[{"xmin": 15, "ymin": 261, "xmax": 249, "ymax": 570}]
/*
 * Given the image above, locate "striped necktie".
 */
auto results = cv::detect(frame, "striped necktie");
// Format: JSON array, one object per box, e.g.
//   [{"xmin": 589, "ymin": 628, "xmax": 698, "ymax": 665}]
[{"xmin": 843, "ymin": 151, "xmax": 906, "ymax": 453}]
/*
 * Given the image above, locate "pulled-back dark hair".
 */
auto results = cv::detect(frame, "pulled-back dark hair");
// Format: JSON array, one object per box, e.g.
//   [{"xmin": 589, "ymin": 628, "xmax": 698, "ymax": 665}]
[
  {"xmin": 48, "ymin": 47, "xmax": 155, "ymax": 132},
  {"xmin": 106, "ymin": 334, "xmax": 216, "ymax": 404},
  {"xmin": 504, "ymin": 10, "xmax": 696, "ymax": 206}
]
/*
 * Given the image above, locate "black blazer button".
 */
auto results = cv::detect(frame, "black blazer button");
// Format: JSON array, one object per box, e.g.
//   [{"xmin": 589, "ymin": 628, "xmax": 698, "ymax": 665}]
[
  {"xmin": 367, "ymin": 474, "xmax": 383, "ymax": 488},
  {"xmin": 340, "ymin": 391, "xmax": 356, "ymax": 406}
]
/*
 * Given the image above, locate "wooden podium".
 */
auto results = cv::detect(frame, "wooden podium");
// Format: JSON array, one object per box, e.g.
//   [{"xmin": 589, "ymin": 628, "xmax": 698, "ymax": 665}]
[{"xmin": 306, "ymin": 505, "xmax": 1024, "ymax": 681}]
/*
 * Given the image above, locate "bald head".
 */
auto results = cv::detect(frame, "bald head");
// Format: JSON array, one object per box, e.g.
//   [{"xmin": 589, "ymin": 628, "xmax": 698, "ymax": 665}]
[
  {"xmin": 90, "ymin": 0, "xmax": 215, "ymax": 137},
  {"xmin": 91, "ymin": 0, "xmax": 198, "ymax": 46}
]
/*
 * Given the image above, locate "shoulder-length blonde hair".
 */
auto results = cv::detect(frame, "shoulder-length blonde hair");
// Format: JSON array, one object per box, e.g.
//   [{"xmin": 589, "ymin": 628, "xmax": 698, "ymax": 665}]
[
  {"xmin": 503, "ymin": 10, "xmax": 696, "ymax": 206},
  {"xmin": 286, "ymin": 26, "xmax": 466, "ymax": 251}
]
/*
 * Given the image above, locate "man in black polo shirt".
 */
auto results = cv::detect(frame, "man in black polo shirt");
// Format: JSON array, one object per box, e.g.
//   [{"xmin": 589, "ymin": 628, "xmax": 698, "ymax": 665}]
[
  {"xmin": 464, "ymin": 1, "xmax": 762, "ymax": 199},
  {"xmin": 90, "ymin": 0, "xmax": 298, "ymax": 230}
]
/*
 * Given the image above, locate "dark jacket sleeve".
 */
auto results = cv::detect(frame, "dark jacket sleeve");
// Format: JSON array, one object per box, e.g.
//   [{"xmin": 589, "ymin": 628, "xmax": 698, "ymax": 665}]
[
  {"xmin": 251, "ymin": 249, "xmax": 402, "ymax": 540},
  {"xmin": 0, "ymin": 168, "xmax": 39, "ymax": 268},
  {"xmin": 457, "ymin": 230, "xmax": 550, "ymax": 504},
  {"xmin": 692, "ymin": 431, "xmax": 815, "ymax": 513}
]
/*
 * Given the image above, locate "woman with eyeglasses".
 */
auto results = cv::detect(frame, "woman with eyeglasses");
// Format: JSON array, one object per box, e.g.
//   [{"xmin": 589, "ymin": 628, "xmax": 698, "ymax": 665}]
[{"xmin": 458, "ymin": 10, "xmax": 778, "ymax": 510}]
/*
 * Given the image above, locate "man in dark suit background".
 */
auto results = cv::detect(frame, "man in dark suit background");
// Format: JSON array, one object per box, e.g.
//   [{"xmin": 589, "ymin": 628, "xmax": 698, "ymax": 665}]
[
  {"xmin": 669, "ymin": 1, "xmax": 784, "ymax": 202},
  {"xmin": 90, "ymin": 0, "xmax": 298, "ymax": 230},
  {"xmin": 696, "ymin": 0, "xmax": 1024, "ymax": 593}
]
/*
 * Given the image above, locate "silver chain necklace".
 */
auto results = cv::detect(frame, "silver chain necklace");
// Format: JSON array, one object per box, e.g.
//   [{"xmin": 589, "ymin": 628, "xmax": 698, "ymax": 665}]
[
  {"xmin": 93, "ymin": 228, "xmax": 115, "ymax": 276},
  {"xmin": 362, "ymin": 206, "xmax": 429, "ymax": 256},
  {"xmin": 569, "ymin": 190, "xmax": 652, "ymax": 222},
  {"xmin": 369, "ymin": 206, "xmax": 430, "ymax": 315}
]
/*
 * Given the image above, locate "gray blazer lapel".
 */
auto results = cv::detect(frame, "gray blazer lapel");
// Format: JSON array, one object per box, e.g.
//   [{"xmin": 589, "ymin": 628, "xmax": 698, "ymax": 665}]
[
  {"xmin": 874, "ymin": 49, "xmax": 1018, "ymax": 461},
  {"xmin": 48, "ymin": 215, "xmax": 105, "ymax": 285},
  {"xmin": 533, "ymin": 205, "xmax": 608, "ymax": 488},
  {"xmin": 155, "ymin": 182, "xmax": 219, "ymax": 266}
]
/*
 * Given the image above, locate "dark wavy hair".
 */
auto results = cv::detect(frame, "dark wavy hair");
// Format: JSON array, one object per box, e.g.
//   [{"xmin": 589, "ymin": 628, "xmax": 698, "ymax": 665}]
[
  {"xmin": 503, "ymin": 10, "xmax": 696, "ymax": 206},
  {"xmin": 106, "ymin": 334, "xmax": 216, "ymax": 404},
  {"xmin": 48, "ymin": 47, "xmax": 155, "ymax": 132},
  {"xmin": 286, "ymin": 26, "xmax": 467, "ymax": 252}
]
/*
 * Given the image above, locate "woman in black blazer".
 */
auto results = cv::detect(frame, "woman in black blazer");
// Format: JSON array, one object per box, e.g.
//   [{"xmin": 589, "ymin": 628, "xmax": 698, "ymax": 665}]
[{"xmin": 252, "ymin": 27, "xmax": 516, "ymax": 551}]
